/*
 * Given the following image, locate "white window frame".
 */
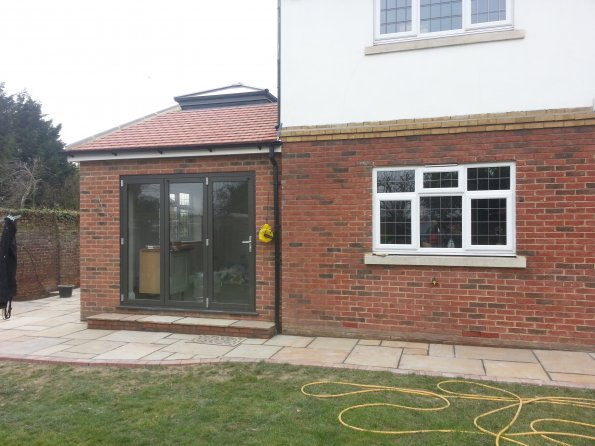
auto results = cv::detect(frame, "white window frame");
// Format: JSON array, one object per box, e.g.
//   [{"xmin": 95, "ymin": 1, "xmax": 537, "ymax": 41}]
[
  {"xmin": 374, "ymin": 0, "xmax": 513, "ymax": 44},
  {"xmin": 373, "ymin": 162, "xmax": 516, "ymax": 256}
]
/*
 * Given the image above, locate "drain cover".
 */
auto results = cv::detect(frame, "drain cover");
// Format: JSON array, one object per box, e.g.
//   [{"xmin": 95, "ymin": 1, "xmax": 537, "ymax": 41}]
[{"xmin": 190, "ymin": 335, "xmax": 246, "ymax": 346}]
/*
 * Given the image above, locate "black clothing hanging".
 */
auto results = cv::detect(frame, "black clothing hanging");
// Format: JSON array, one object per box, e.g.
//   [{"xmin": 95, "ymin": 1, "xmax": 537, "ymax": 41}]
[{"xmin": 0, "ymin": 216, "xmax": 18, "ymax": 319}]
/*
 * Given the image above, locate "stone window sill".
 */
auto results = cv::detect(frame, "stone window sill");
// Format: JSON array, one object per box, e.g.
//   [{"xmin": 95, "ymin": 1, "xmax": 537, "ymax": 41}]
[
  {"xmin": 366, "ymin": 29, "xmax": 525, "ymax": 55},
  {"xmin": 364, "ymin": 253, "xmax": 527, "ymax": 268}
]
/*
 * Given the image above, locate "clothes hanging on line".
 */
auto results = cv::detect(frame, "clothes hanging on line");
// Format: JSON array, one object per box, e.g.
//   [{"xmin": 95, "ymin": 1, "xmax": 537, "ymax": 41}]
[{"xmin": 0, "ymin": 216, "xmax": 18, "ymax": 319}]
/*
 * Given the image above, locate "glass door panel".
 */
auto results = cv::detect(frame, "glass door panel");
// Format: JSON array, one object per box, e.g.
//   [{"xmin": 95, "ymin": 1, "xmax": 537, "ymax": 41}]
[
  {"xmin": 168, "ymin": 182, "xmax": 205, "ymax": 304},
  {"xmin": 126, "ymin": 183, "xmax": 161, "ymax": 301},
  {"xmin": 211, "ymin": 177, "xmax": 254, "ymax": 310}
]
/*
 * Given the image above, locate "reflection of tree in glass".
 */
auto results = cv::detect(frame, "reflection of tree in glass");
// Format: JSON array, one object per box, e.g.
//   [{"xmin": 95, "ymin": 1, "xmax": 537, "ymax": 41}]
[
  {"xmin": 377, "ymin": 170, "xmax": 415, "ymax": 193},
  {"xmin": 214, "ymin": 181, "xmax": 248, "ymax": 216}
]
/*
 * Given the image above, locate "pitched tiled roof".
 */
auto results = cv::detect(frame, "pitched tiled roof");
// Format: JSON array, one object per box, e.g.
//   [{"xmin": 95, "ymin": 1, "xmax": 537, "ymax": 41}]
[{"xmin": 67, "ymin": 103, "xmax": 278, "ymax": 152}]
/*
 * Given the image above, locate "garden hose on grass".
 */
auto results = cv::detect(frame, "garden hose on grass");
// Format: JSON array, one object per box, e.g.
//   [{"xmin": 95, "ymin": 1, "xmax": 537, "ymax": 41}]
[{"xmin": 301, "ymin": 380, "xmax": 595, "ymax": 445}]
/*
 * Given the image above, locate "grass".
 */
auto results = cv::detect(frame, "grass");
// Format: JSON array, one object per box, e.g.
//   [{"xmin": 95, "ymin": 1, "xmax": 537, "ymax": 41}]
[{"xmin": 0, "ymin": 361, "xmax": 593, "ymax": 445}]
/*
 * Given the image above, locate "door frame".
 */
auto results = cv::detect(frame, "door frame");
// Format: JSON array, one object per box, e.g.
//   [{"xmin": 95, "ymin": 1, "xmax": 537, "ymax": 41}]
[{"xmin": 119, "ymin": 172, "xmax": 256, "ymax": 313}]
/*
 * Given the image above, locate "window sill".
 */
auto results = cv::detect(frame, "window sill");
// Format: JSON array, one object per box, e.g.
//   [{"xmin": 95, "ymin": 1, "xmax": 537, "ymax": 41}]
[
  {"xmin": 366, "ymin": 29, "xmax": 525, "ymax": 55},
  {"xmin": 364, "ymin": 253, "xmax": 527, "ymax": 268}
]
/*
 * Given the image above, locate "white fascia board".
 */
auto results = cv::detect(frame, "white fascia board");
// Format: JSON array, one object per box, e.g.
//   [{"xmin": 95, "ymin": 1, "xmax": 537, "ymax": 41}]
[{"xmin": 67, "ymin": 146, "xmax": 282, "ymax": 162}]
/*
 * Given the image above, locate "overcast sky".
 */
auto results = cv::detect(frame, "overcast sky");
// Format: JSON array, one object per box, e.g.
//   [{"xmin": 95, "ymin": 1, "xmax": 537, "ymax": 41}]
[{"xmin": 1, "ymin": 0, "xmax": 278, "ymax": 145}]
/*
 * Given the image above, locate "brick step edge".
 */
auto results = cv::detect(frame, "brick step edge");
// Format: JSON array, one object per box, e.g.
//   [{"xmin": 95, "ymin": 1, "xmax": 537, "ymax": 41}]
[{"xmin": 87, "ymin": 318, "xmax": 276, "ymax": 339}]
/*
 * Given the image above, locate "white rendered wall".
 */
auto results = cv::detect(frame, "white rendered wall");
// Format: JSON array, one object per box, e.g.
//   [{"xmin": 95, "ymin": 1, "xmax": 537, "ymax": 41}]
[{"xmin": 280, "ymin": 0, "xmax": 595, "ymax": 127}]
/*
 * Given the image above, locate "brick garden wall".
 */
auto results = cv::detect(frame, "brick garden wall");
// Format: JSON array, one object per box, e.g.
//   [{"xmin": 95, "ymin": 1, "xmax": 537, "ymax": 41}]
[
  {"xmin": 280, "ymin": 123, "xmax": 595, "ymax": 349},
  {"xmin": 0, "ymin": 209, "xmax": 80, "ymax": 300},
  {"xmin": 78, "ymin": 154, "xmax": 279, "ymax": 320}
]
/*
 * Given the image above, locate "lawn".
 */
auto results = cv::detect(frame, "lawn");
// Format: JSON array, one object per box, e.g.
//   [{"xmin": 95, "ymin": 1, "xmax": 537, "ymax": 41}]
[{"xmin": 0, "ymin": 361, "xmax": 593, "ymax": 445}]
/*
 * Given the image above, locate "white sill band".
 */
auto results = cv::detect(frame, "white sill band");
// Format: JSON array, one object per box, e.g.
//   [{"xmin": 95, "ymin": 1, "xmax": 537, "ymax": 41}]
[
  {"xmin": 366, "ymin": 29, "xmax": 525, "ymax": 55},
  {"xmin": 364, "ymin": 253, "xmax": 527, "ymax": 268}
]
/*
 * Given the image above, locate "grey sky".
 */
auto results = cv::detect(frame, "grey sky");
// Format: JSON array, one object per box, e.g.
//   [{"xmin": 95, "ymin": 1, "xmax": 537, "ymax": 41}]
[{"xmin": 1, "ymin": 0, "xmax": 278, "ymax": 145}]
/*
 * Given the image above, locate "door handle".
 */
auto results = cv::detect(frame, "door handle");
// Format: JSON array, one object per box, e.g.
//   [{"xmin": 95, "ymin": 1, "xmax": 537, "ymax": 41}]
[{"xmin": 241, "ymin": 236, "xmax": 252, "ymax": 253}]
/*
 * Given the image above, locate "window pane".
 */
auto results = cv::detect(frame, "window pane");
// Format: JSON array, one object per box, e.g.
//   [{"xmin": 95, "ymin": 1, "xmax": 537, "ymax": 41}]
[
  {"xmin": 377, "ymin": 170, "xmax": 415, "ymax": 193},
  {"xmin": 169, "ymin": 183, "xmax": 204, "ymax": 304},
  {"xmin": 471, "ymin": 199, "xmax": 507, "ymax": 245},
  {"xmin": 380, "ymin": 200, "xmax": 412, "ymax": 244},
  {"xmin": 467, "ymin": 166, "xmax": 510, "ymax": 191},
  {"xmin": 423, "ymin": 171, "xmax": 458, "ymax": 188},
  {"xmin": 380, "ymin": 0, "xmax": 412, "ymax": 34},
  {"xmin": 128, "ymin": 183, "xmax": 161, "ymax": 300},
  {"xmin": 419, "ymin": 196, "xmax": 462, "ymax": 248},
  {"xmin": 472, "ymin": 0, "xmax": 506, "ymax": 23},
  {"xmin": 420, "ymin": 0, "xmax": 462, "ymax": 33}
]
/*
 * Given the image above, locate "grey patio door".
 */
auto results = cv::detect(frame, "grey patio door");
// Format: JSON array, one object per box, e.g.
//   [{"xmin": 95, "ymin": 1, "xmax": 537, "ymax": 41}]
[
  {"xmin": 209, "ymin": 175, "xmax": 255, "ymax": 312},
  {"xmin": 121, "ymin": 173, "xmax": 255, "ymax": 313}
]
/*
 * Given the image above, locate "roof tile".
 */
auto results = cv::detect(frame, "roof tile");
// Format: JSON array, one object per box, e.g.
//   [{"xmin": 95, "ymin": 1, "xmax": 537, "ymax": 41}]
[{"xmin": 68, "ymin": 103, "xmax": 278, "ymax": 152}]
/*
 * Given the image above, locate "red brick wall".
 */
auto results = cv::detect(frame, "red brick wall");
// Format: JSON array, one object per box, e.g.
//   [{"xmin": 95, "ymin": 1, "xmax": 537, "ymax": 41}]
[
  {"xmin": 281, "ymin": 126, "xmax": 595, "ymax": 349},
  {"xmin": 0, "ymin": 209, "xmax": 80, "ymax": 300},
  {"xmin": 79, "ymin": 154, "xmax": 278, "ymax": 321}
]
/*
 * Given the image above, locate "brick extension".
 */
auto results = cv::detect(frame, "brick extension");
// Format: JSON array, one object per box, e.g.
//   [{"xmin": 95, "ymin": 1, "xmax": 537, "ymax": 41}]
[{"xmin": 78, "ymin": 153, "xmax": 278, "ymax": 323}]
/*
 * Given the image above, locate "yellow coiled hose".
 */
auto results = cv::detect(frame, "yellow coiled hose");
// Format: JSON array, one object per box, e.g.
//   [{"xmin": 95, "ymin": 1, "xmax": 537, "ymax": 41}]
[{"xmin": 301, "ymin": 380, "xmax": 595, "ymax": 445}]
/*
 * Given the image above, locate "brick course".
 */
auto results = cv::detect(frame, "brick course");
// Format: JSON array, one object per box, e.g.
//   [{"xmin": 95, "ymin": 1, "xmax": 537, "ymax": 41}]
[
  {"xmin": 280, "ymin": 124, "xmax": 595, "ymax": 349},
  {"xmin": 79, "ymin": 154, "xmax": 278, "ymax": 322}
]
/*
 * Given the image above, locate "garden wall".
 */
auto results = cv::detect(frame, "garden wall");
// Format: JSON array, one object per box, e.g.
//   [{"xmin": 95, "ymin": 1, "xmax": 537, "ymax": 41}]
[{"xmin": 0, "ymin": 208, "xmax": 80, "ymax": 299}]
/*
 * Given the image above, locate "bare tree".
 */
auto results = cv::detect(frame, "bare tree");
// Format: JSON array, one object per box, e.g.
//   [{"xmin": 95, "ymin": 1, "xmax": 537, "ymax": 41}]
[{"xmin": 2, "ymin": 158, "xmax": 43, "ymax": 208}]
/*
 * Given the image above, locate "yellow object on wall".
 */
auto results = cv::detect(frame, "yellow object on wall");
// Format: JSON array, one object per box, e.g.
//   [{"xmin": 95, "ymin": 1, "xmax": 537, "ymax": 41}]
[{"xmin": 258, "ymin": 224, "xmax": 274, "ymax": 243}]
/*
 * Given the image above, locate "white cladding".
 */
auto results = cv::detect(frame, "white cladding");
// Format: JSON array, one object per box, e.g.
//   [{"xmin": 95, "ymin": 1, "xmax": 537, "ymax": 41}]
[{"xmin": 280, "ymin": 0, "xmax": 595, "ymax": 127}]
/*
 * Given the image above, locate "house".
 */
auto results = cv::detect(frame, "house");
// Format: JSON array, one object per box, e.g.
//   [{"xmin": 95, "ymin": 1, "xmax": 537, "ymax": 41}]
[
  {"xmin": 66, "ymin": 85, "xmax": 281, "ymax": 338},
  {"xmin": 278, "ymin": 0, "xmax": 595, "ymax": 349}
]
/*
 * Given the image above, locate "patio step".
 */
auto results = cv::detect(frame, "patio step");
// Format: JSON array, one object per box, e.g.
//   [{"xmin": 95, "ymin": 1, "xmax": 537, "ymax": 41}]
[{"xmin": 87, "ymin": 313, "xmax": 276, "ymax": 339}]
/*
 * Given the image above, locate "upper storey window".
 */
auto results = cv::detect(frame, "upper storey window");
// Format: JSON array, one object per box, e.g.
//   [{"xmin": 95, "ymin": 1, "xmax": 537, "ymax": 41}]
[{"xmin": 376, "ymin": 0, "xmax": 512, "ymax": 42}]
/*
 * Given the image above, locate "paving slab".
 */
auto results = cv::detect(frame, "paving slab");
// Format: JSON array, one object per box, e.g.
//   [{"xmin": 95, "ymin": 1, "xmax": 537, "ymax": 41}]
[
  {"xmin": 0, "ymin": 337, "xmax": 68, "ymax": 355},
  {"xmin": 265, "ymin": 335, "xmax": 314, "ymax": 348},
  {"xmin": 63, "ymin": 329, "xmax": 117, "ymax": 340},
  {"xmin": 0, "ymin": 316, "xmax": 48, "ymax": 329},
  {"xmin": 142, "ymin": 351, "xmax": 173, "ymax": 361},
  {"xmin": 456, "ymin": 345, "xmax": 537, "ymax": 363},
  {"xmin": 271, "ymin": 347, "xmax": 349, "ymax": 365},
  {"xmin": 0, "ymin": 329, "xmax": 32, "ymax": 341},
  {"xmin": 174, "ymin": 317, "xmax": 236, "ymax": 327},
  {"xmin": 16, "ymin": 325, "xmax": 48, "ymax": 331},
  {"xmin": 549, "ymin": 373, "xmax": 595, "ymax": 385},
  {"xmin": 308, "ymin": 337, "xmax": 358, "ymax": 351},
  {"xmin": 429, "ymin": 344, "xmax": 454, "ymax": 358},
  {"xmin": 98, "ymin": 330, "xmax": 172, "ymax": 343},
  {"xmin": 66, "ymin": 340, "xmax": 126, "ymax": 355},
  {"xmin": 139, "ymin": 315, "xmax": 183, "ymax": 324},
  {"xmin": 345, "ymin": 345, "xmax": 402, "ymax": 368},
  {"xmin": 404, "ymin": 348, "xmax": 428, "ymax": 356},
  {"xmin": 534, "ymin": 350, "xmax": 595, "ymax": 375},
  {"xmin": 34, "ymin": 323, "xmax": 87, "ymax": 338},
  {"xmin": 94, "ymin": 343, "xmax": 165, "ymax": 360},
  {"xmin": 242, "ymin": 338, "xmax": 267, "ymax": 345},
  {"xmin": 225, "ymin": 344, "xmax": 281, "ymax": 360},
  {"xmin": 382, "ymin": 340, "xmax": 429, "ymax": 350},
  {"xmin": 483, "ymin": 360, "xmax": 549, "ymax": 381},
  {"xmin": 50, "ymin": 351, "xmax": 96, "ymax": 360},
  {"xmin": 168, "ymin": 353, "xmax": 194, "ymax": 360},
  {"xmin": 162, "ymin": 341, "xmax": 234, "ymax": 357},
  {"xmin": 33, "ymin": 344, "xmax": 73, "ymax": 356},
  {"xmin": 231, "ymin": 320, "xmax": 276, "ymax": 329},
  {"xmin": 358, "ymin": 339, "xmax": 381, "ymax": 346},
  {"xmin": 399, "ymin": 354, "xmax": 485, "ymax": 376}
]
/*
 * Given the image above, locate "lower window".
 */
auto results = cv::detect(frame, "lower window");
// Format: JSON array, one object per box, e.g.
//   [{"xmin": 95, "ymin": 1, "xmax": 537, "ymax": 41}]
[{"xmin": 373, "ymin": 163, "xmax": 515, "ymax": 255}]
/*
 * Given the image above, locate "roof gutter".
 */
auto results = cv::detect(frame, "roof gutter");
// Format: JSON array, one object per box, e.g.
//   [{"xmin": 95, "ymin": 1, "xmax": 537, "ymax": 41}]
[{"xmin": 66, "ymin": 141, "xmax": 281, "ymax": 162}]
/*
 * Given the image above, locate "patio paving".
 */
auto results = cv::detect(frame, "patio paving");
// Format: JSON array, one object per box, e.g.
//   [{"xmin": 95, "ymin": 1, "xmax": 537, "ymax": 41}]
[{"xmin": 0, "ymin": 290, "xmax": 594, "ymax": 389}]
